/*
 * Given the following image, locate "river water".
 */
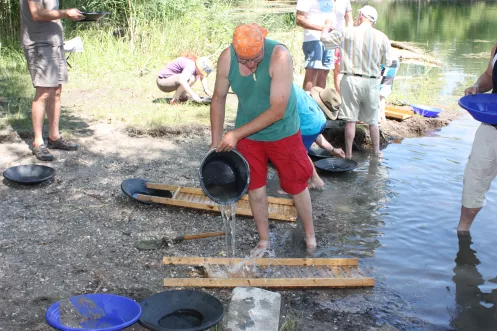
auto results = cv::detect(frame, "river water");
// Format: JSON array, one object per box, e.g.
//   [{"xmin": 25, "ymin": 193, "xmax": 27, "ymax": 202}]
[{"xmin": 268, "ymin": 1, "xmax": 497, "ymax": 330}]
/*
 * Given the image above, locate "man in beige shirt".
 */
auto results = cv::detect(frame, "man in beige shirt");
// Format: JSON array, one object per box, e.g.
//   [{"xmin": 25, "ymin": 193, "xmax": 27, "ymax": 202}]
[
  {"xmin": 20, "ymin": 0, "xmax": 84, "ymax": 161},
  {"xmin": 321, "ymin": 5, "xmax": 391, "ymax": 158}
]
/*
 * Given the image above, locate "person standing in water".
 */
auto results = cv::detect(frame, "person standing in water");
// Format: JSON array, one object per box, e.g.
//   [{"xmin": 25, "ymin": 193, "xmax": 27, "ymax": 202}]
[
  {"xmin": 209, "ymin": 23, "xmax": 317, "ymax": 254},
  {"xmin": 457, "ymin": 41, "xmax": 497, "ymax": 233}
]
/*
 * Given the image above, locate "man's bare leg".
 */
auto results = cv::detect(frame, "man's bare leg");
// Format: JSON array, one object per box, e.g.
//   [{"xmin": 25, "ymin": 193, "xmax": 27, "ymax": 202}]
[
  {"xmin": 303, "ymin": 68, "xmax": 318, "ymax": 92},
  {"xmin": 292, "ymin": 188, "xmax": 316, "ymax": 253},
  {"xmin": 344, "ymin": 121, "xmax": 356, "ymax": 158},
  {"xmin": 379, "ymin": 96, "xmax": 386, "ymax": 124},
  {"xmin": 46, "ymin": 84, "xmax": 62, "ymax": 142},
  {"xmin": 369, "ymin": 124, "xmax": 382, "ymax": 156},
  {"xmin": 333, "ymin": 65, "xmax": 342, "ymax": 93},
  {"xmin": 308, "ymin": 155, "xmax": 324, "ymax": 189},
  {"xmin": 316, "ymin": 69, "xmax": 330, "ymax": 89},
  {"xmin": 457, "ymin": 206, "xmax": 482, "ymax": 233},
  {"xmin": 32, "ymin": 87, "xmax": 54, "ymax": 147},
  {"xmin": 248, "ymin": 186, "xmax": 270, "ymax": 255}
]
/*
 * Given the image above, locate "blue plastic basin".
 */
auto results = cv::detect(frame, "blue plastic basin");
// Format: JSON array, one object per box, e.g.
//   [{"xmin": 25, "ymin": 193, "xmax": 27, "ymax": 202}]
[
  {"xmin": 458, "ymin": 93, "xmax": 497, "ymax": 125},
  {"xmin": 46, "ymin": 294, "xmax": 142, "ymax": 331},
  {"xmin": 410, "ymin": 104, "xmax": 443, "ymax": 118}
]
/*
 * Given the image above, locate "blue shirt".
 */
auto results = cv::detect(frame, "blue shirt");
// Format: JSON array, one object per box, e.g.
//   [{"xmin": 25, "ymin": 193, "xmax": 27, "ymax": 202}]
[{"xmin": 295, "ymin": 84, "xmax": 326, "ymax": 136}]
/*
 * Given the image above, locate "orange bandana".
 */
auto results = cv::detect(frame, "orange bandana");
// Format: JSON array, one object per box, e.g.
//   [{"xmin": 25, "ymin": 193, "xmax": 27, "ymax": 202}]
[{"xmin": 232, "ymin": 23, "xmax": 268, "ymax": 58}]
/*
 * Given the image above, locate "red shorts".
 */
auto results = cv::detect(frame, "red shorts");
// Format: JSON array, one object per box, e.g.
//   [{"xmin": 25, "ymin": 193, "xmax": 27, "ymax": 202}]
[
  {"xmin": 236, "ymin": 131, "xmax": 313, "ymax": 195},
  {"xmin": 334, "ymin": 48, "xmax": 341, "ymax": 67}
]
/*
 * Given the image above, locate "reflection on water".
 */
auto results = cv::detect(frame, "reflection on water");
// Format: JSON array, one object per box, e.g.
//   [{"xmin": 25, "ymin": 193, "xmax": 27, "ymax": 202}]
[{"xmin": 451, "ymin": 234, "xmax": 497, "ymax": 330}]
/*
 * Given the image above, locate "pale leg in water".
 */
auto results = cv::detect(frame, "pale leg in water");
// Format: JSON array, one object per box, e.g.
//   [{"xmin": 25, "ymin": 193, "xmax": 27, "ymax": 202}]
[
  {"xmin": 369, "ymin": 124, "xmax": 383, "ymax": 158},
  {"xmin": 457, "ymin": 206, "xmax": 482, "ymax": 233},
  {"xmin": 344, "ymin": 121, "xmax": 356, "ymax": 158},
  {"xmin": 378, "ymin": 96, "xmax": 386, "ymax": 124},
  {"xmin": 248, "ymin": 186, "xmax": 270, "ymax": 257},
  {"xmin": 292, "ymin": 187, "xmax": 316, "ymax": 254}
]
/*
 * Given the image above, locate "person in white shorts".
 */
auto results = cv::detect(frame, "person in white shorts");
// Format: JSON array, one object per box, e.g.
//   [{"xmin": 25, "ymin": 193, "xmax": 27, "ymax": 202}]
[
  {"xmin": 296, "ymin": 0, "xmax": 336, "ymax": 92},
  {"xmin": 458, "ymin": 41, "xmax": 497, "ymax": 233}
]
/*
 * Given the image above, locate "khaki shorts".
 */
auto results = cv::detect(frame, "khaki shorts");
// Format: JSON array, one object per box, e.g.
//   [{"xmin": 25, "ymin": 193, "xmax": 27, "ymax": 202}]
[
  {"xmin": 462, "ymin": 123, "xmax": 497, "ymax": 208},
  {"xmin": 24, "ymin": 45, "xmax": 68, "ymax": 88},
  {"xmin": 156, "ymin": 75, "xmax": 181, "ymax": 92},
  {"xmin": 339, "ymin": 75, "xmax": 380, "ymax": 125}
]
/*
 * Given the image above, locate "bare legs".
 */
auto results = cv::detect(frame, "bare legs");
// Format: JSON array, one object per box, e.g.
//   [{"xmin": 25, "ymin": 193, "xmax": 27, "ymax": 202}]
[
  {"xmin": 249, "ymin": 185, "xmax": 316, "ymax": 255},
  {"xmin": 248, "ymin": 186, "xmax": 270, "ymax": 253},
  {"xmin": 344, "ymin": 121, "xmax": 356, "ymax": 158},
  {"xmin": 308, "ymin": 155, "xmax": 324, "ymax": 189},
  {"xmin": 379, "ymin": 96, "xmax": 386, "ymax": 124},
  {"xmin": 369, "ymin": 124, "xmax": 381, "ymax": 156},
  {"xmin": 292, "ymin": 188, "xmax": 316, "ymax": 253},
  {"xmin": 457, "ymin": 206, "xmax": 482, "ymax": 233},
  {"xmin": 172, "ymin": 75, "xmax": 197, "ymax": 102},
  {"xmin": 303, "ymin": 68, "xmax": 330, "ymax": 92},
  {"xmin": 344, "ymin": 122, "xmax": 382, "ymax": 158},
  {"xmin": 333, "ymin": 65, "xmax": 342, "ymax": 93},
  {"xmin": 47, "ymin": 85, "xmax": 62, "ymax": 141},
  {"xmin": 32, "ymin": 85, "xmax": 61, "ymax": 147}
]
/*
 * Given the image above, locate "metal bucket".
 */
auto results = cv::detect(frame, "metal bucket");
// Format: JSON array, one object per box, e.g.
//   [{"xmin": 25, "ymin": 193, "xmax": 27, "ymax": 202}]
[{"xmin": 199, "ymin": 149, "xmax": 250, "ymax": 205}]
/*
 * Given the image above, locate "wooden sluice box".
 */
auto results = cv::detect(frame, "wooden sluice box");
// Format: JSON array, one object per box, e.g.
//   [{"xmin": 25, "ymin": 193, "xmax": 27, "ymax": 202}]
[
  {"xmin": 162, "ymin": 257, "xmax": 374, "ymax": 288},
  {"xmin": 136, "ymin": 182, "xmax": 297, "ymax": 222}
]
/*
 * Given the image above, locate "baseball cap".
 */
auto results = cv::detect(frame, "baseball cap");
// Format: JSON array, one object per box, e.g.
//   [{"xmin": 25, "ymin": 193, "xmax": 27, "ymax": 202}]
[{"xmin": 359, "ymin": 5, "xmax": 378, "ymax": 24}]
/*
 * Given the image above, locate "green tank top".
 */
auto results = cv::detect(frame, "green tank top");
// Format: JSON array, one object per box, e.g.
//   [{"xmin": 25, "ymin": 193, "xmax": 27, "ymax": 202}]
[{"xmin": 228, "ymin": 39, "xmax": 299, "ymax": 142}]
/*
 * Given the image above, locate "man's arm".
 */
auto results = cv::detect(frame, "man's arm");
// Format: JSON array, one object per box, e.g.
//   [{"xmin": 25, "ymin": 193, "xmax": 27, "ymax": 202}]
[
  {"xmin": 465, "ymin": 42, "xmax": 497, "ymax": 95},
  {"xmin": 320, "ymin": 23, "xmax": 343, "ymax": 49},
  {"xmin": 215, "ymin": 45, "xmax": 293, "ymax": 152},
  {"xmin": 345, "ymin": 10, "xmax": 353, "ymax": 28},
  {"xmin": 28, "ymin": 0, "xmax": 84, "ymax": 21},
  {"xmin": 296, "ymin": 10, "xmax": 327, "ymax": 31},
  {"xmin": 381, "ymin": 35, "xmax": 392, "ymax": 68},
  {"xmin": 210, "ymin": 47, "xmax": 231, "ymax": 149}
]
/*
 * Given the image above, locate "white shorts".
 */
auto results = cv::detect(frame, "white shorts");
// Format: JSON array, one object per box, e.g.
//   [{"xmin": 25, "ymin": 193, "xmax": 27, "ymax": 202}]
[
  {"xmin": 462, "ymin": 123, "xmax": 497, "ymax": 208},
  {"xmin": 339, "ymin": 75, "xmax": 380, "ymax": 125}
]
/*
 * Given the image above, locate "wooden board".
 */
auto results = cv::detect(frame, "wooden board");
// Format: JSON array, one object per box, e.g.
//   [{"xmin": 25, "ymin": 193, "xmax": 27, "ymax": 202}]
[
  {"xmin": 137, "ymin": 183, "xmax": 297, "ymax": 222},
  {"xmin": 163, "ymin": 277, "xmax": 374, "ymax": 288},
  {"xmin": 385, "ymin": 105, "xmax": 414, "ymax": 121},
  {"xmin": 162, "ymin": 256, "xmax": 374, "ymax": 289},
  {"xmin": 385, "ymin": 105, "xmax": 414, "ymax": 115},
  {"xmin": 163, "ymin": 257, "xmax": 359, "ymax": 266}
]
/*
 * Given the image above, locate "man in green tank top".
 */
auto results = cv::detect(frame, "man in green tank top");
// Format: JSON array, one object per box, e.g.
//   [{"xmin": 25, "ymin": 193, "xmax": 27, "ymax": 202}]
[{"xmin": 209, "ymin": 23, "xmax": 317, "ymax": 254}]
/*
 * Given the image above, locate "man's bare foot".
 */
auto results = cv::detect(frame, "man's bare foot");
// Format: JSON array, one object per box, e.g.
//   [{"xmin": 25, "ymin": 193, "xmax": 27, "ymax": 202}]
[
  {"xmin": 308, "ymin": 177, "xmax": 325, "ymax": 190},
  {"xmin": 373, "ymin": 151, "xmax": 384, "ymax": 159},
  {"xmin": 305, "ymin": 236, "xmax": 317, "ymax": 255},
  {"xmin": 345, "ymin": 154, "xmax": 353, "ymax": 159},
  {"xmin": 250, "ymin": 240, "xmax": 269, "ymax": 258}
]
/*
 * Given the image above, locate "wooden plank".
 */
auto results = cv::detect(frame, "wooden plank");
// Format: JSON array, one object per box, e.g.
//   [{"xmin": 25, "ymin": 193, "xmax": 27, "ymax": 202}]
[
  {"xmin": 164, "ymin": 277, "xmax": 375, "ymax": 288},
  {"xmin": 146, "ymin": 183, "xmax": 180, "ymax": 191},
  {"xmin": 385, "ymin": 105, "xmax": 414, "ymax": 115},
  {"xmin": 385, "ymin": 110, "xmax": 412, "ymax": 121},
  {"xmin": 146, "ymin": 183, "xmax": 294, "ymax": 207},
  {"xmin": 136, "ymin": 194, "xmax": 219, "ymax": 211},
  {"xmin": 135, "ymin": 194, "xmax": 296, "ymax": 222},
  {"xmin": 162, "ymin": 257, "xmax": 359, "ymax": 266}
]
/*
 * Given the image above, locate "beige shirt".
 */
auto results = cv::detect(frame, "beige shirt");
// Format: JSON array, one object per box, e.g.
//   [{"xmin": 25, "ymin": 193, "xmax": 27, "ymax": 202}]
[
  {"xmin": 321, "ymin": 23, "xmax": 391, "ymax": 78},
  {"xmin": 20, "ymin": 0, "xmax": 64, "ymax": 48}
]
